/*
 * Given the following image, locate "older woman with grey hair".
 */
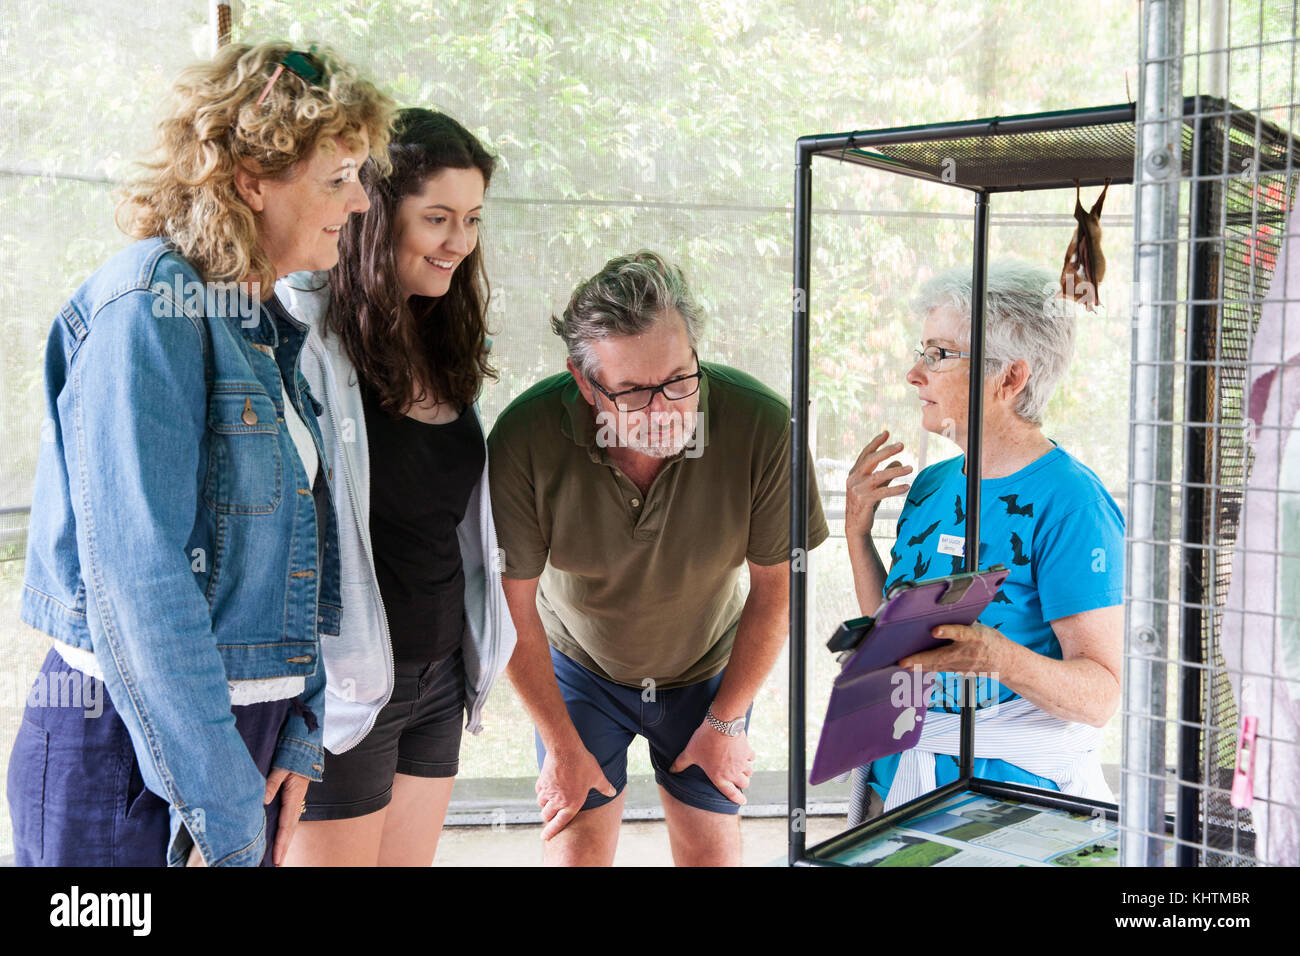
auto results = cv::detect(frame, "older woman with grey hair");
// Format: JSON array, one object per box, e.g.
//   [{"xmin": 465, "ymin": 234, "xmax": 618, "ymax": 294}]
[{"xmin": 844, "ymin": 259, "xmax": 1124, "ymax": 810}]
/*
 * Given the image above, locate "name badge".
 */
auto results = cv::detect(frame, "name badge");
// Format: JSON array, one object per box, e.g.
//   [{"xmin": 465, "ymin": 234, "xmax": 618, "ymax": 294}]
[{"xmin": 938, "ymin": 533, "xmax": 965, "ymax": 557}]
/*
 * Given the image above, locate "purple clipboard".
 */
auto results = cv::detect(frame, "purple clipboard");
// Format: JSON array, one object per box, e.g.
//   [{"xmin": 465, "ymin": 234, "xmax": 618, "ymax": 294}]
[{"xmin": 809, "ymin": 567, "xmax": 1009, "ymax": 786}]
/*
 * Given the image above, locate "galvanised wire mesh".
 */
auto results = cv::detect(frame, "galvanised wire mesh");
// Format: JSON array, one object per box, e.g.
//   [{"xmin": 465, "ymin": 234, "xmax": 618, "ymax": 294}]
[{"xmin": 1124, "ymin": 0, "xmax": 1299, "ymax": 868}]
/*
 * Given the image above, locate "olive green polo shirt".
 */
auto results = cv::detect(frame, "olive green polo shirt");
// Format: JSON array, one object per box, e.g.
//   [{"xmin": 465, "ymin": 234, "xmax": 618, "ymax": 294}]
[{"xmin": 487, "ymin": 362, "xmax": 829, "ymax": 689}]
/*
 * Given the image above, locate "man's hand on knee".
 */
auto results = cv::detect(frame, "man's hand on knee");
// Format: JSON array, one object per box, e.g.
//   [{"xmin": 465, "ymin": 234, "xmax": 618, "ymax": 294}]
[
  {"xmin": 536, "ymin": 743, "xmax": 618, "ymax": 840},
  {"xmin": 669, "ymin": 720, "xmax": 756, "ymax": 806}
]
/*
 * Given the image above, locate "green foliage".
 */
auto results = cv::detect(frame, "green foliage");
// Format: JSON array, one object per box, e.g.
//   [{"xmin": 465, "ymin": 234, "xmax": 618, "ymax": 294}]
[{"xmin": 219, "ymin": 0, "xmax": 1144, "ymax": 482}]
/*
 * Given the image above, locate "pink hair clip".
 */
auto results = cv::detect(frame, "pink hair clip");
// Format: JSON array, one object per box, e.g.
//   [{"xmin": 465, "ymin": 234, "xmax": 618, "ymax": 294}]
[{"xmin": 255, "ymin": 64, "xmax": 286, "ymax": 107}]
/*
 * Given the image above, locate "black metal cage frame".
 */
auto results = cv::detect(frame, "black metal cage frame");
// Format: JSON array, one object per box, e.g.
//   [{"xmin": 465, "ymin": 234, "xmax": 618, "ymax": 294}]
[{"xmin": 787, "ymin": 98, "xmax": 1298, "ymax": 866}]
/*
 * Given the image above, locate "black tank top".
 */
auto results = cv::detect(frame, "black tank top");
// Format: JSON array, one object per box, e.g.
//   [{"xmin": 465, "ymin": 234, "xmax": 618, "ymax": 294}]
[{"xmin": 362, "ymin": 380, "xmax": 484, "ymax": 664}]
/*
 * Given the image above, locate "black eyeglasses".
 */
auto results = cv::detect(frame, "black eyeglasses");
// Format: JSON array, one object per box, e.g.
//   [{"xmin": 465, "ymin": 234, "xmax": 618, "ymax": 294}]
[
  {"xmin": 913, "ymin": 344, "xmax": 971, "ymax": 371},
  {"xmin": 590, "ymin": 352, "xmax": 703, "ymax": 412}
]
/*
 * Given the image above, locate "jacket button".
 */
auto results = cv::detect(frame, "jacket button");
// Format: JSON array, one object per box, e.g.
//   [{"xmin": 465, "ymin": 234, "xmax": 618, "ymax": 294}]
[{"xmin": 241, "ymin": 397, "xmax": 258, "ymax": 426}]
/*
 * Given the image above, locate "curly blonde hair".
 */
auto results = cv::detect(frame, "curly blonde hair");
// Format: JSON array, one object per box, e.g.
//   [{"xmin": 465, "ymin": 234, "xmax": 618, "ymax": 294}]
[{"xmin": 116, "ymin": 40, "xmax": 396, "ymax": 293}]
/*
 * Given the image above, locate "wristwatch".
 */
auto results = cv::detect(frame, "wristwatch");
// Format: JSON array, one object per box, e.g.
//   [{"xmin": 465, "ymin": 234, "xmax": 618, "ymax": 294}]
[{"xmin": 706, "ymin": 706, "xmax": 746, "ymax": 737}]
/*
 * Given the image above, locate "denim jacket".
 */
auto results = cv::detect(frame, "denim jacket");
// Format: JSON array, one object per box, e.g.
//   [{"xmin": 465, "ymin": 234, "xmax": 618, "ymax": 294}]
[
  {"xmin": 275, "ymin": 273, "xmax": 515, "ymax": 755},
  {"xmin": 20, "ymin": 238, "xmax": 342, "ymax": 866}
]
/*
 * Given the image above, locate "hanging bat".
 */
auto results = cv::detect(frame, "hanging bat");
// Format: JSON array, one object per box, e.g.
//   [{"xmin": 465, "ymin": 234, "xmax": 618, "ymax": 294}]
[{"xmin": 1060, "ymin": 178, "xmax": 1110, "ymax": 311}]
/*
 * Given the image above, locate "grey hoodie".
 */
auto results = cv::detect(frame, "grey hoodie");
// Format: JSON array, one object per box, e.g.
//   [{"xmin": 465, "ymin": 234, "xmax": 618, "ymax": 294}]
[{"xmin": 275, "ymin": 272, "xmax": 516, "ymax": 754}]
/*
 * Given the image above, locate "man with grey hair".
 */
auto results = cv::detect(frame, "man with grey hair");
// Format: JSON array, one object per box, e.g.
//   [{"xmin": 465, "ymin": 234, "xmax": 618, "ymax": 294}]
[
  {"xmin": 488, "ymin": 250, "xmax": 828, "ymax": 865},
  {"xmin": 844, "ymin": 259, "xmax": 1123, "ymax": 809}
]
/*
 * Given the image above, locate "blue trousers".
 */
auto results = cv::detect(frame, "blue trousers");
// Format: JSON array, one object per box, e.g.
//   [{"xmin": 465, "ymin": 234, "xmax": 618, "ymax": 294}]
[{"xmin": 6, "ymin": 648, "xmax": 291, "ymax": 866}]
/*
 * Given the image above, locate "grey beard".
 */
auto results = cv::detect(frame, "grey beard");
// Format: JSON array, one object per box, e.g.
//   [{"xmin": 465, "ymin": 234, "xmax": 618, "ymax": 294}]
[{"xmin": 620, "ymin": 413, "xmax": 698, "ymax": 458}]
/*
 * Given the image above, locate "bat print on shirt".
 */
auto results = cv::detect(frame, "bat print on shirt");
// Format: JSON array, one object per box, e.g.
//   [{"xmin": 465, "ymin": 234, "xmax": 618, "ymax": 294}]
[
  {"xmin": 907, "ymin": 519, "xmax": 942, "ymax": 547},
  {"xmin": 999, "ymin": 494, "xmax": 1034, "ymax": 517},
  {"xmin": 907, "ymin": 487, "xmax": 938, "ymax": 508},
  {"xmin": 913, "ymin": 551, "xmax": 931, "ymax": 579},
  {"xmin": 1010, "ymin": 531, "xmax": 1030, "ymax": 566}
]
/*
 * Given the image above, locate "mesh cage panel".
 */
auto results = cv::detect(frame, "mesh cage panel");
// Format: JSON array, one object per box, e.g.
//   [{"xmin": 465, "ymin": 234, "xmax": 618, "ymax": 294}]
[{"xmin": 1194, "ymin": 100, "xmax": 1298, "ymax": 866}]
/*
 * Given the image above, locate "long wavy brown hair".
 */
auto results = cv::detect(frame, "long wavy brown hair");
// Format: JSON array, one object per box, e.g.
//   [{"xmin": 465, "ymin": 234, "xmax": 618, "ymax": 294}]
[
  {"xmin": 115, "ymin": 41, "xmax": 395, "ymax": 293},
  {"xmin": 325, "ymin": 109, "xmax": 497, "ymax": 413}
]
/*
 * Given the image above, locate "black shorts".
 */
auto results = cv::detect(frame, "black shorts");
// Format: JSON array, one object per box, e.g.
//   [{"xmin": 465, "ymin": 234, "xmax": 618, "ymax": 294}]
[{"xmin": 301, "ymin": 646, "xmax": 466, "ymax": 821}]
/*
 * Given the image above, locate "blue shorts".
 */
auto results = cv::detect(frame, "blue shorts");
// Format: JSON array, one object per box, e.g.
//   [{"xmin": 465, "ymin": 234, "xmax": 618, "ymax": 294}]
[{"xmin": 536, "ymin": 646, "xmax": 751, "ymax": 816}]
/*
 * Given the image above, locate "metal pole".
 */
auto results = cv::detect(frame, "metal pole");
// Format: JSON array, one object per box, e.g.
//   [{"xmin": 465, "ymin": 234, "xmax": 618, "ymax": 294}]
[
  {"xmin": 1123, "ymin": 0, "xmax": 1183, "ymax": 868},
  {"xmin": 1175, "ymin": 98, "xmax": 1215, "ymax": 867},
  {"xmin": 965, "ymin": 192, "xmax": 989, "ymax": 575},
  {"xmin": 961, "ymin": 191, "xmax": 990, "ymax": 780},
  {"xmin": 1205, "ymin": 0, "xmax": 1228, "ymax": 99},
  {"xmin": 788, "ymin": 138, "xmax": 814, "ymax": 866}
]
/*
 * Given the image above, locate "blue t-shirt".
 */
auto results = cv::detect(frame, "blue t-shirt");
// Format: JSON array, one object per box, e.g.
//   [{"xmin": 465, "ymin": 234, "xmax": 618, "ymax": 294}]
[{"xmin": 869, "ymin": 444, "xmax": 1125, "ymax": 795}]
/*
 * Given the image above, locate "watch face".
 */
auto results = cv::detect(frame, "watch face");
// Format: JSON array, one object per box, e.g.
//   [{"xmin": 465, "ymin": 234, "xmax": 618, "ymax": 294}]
[{"xmin": 727, "ymin": 719, "xmax": 745, "ymax": 736}]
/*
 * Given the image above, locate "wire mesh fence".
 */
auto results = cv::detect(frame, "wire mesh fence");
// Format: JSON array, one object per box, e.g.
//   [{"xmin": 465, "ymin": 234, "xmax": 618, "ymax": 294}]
[{"xmin": 1123, "ymin": 0, "xmax": 1299, "ymax": 867}]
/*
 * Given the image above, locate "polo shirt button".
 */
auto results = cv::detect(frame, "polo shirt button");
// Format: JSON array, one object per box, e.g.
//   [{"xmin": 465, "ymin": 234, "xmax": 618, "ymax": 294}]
[{"xmin": 631, "ymin": 498, "xmax": 641, "ymax": 507}]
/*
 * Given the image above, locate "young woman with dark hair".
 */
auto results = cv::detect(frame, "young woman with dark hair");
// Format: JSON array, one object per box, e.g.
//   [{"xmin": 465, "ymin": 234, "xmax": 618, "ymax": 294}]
[{"xmin": 276, "ymin": 108, "xmax": 515, "ymax": 866}]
